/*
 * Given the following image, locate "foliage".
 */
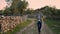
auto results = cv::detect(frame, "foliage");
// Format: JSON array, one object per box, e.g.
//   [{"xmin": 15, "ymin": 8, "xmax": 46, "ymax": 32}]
[
  {"xmin": 41, "ymin": 6, "xmax": 60, "ymax": 16},
  {"xmin": 36, "ymin": 6, "xmax": 60, "ymax": 19},
  {"xmin": 45, "ymin": 19, "xmax": 60, "ymax": 34},
  {"xmin": 3, "ymin": 6, "xmax": 13, "ymax": 16},
  {"xmin": 25, "ymin": 8, "xmax": 34, "ymax": 14},
  {"xmin": 10, "ymin": 0, "xmax": 28, "ymax": 16},
  {"xmin": 3, "ymin": 0, "xmax": 28, "ymax": 16},
  {"xmin": 17, "ymin": 0, "xmax": 28, "ymax": 15},
  {"xmin": 0, "ymin": 10, "xmax": 4, "ymax": 15}
]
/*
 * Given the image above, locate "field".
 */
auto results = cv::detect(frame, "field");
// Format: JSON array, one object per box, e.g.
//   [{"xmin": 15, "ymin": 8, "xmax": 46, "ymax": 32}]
[{"xmin": 45, "ymin": 19, "xmax": 60, "ymax": 34}]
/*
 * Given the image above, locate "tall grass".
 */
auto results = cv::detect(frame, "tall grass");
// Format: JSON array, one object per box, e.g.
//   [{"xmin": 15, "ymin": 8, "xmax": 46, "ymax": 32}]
[{"xmin": 45, "ymin": 19, "xmax": 60, "ymax": 34}]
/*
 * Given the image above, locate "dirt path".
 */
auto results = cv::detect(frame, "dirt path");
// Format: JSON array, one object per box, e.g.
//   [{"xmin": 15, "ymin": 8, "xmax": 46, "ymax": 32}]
[
  {"xmin": 16, "ymin": 19, "xmax": 38, "ymax": 34},
  {"xmin": 16, "ymin": 19, "xmax": 54, "ymax": 34}
]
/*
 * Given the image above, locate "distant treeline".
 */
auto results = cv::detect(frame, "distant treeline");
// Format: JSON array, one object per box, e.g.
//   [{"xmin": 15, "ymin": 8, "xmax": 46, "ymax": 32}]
[
  {"xmin": 35, "ymin": 6, "xmax": 60, "ymax": 20},
  {"xmin": 0, "ymin": 0, "xmax": 35, "ymax": 16}
]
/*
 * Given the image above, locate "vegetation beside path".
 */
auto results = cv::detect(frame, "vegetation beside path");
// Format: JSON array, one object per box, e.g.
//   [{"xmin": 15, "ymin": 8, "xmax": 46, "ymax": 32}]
[{"xmin": 45, "ymin": 19, "xmax": 60, "ymax": 34}]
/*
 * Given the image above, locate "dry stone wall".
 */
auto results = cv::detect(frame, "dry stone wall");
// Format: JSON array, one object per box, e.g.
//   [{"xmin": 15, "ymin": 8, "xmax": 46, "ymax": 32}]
[{"xmin": 0, "ymin": 15, "xmax": 28, "ymax": 33}]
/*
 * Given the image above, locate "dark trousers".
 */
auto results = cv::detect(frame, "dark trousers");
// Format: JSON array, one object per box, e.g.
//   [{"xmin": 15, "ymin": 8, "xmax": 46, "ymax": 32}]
[
  {"xmin": 38, "ymin": 26, "xmax": 41, "ymax": 34},
  {"xmin": 37, "ymin": 21, "xmax": 42, "ymax": 34}
]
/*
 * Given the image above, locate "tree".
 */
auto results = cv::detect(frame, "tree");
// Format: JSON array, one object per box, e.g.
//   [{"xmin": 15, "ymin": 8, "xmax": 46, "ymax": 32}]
[
  {"xmin": 36, "ymin": 6, "xmax": 60, "ymax": 19},
  {"xmin": 5, "ymin": 0, "xmax": 28, "ymax": 16},
  {"xmin": 17, "ymin": 0, "xmax": 28, "ymax": 15},
  {"xmin": 0, "ymin": 10, "xmax": 4, "ymax": 15},
  {"xmin": 4, "ymin": 6, "xmax": 13, "ymax": 16},
  {"xmin": 25, "ymin": 8, "xmax": 35, "ymax": 14},
  {"xmin": 10, "ymin": 0, "xmax": 28, "ymax": 16}
]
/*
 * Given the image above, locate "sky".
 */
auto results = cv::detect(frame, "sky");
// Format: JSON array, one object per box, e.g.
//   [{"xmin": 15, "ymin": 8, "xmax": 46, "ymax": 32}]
[
  {"xmin": 0, "ymin": 0, "xmax": 60, "ymax": 10},
  {"xmin": 26, "ymin": 0, "xmax": 60, "ymax": 9},
  {"xmin": 0, "ymin": 0, "xmax": 7, "ymax": 10}
]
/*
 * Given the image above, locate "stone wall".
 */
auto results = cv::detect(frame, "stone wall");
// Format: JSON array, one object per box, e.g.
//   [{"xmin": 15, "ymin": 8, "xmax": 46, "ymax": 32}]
[{"xmin": 0, "ymin": 15, "xmax": 28, "ymax": 33}]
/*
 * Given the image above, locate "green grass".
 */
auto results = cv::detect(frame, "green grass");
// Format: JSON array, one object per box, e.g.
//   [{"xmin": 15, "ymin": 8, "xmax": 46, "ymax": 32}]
[
  {"xmin": 4, "ymin": 19, "xmax": 32, "ymax": 34},
  {"xmin": 45, "ymin": 19, "xmax": 60, "ymax": 34}
]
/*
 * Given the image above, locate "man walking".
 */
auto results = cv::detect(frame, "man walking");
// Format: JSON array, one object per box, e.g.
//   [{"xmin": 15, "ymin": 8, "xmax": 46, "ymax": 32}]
[{"xmin": 37, "ymin": 13, "xmax": 42, "ymax": 34}]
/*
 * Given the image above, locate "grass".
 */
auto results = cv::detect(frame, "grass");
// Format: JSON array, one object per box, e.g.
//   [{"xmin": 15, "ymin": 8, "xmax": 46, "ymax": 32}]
[
  {"xmin": 4, "ymin": 19, "xmax": 32, "ymax": 34},
  {"xmin": 45, "ymin": 19, "xmax": 60, "ymax": 34}
]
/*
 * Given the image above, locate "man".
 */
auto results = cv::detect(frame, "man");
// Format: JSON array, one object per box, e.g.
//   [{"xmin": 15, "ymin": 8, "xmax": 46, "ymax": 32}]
[{"xmin": 37, "ymin": 13, "xmax": 42, "ymax": 34}]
